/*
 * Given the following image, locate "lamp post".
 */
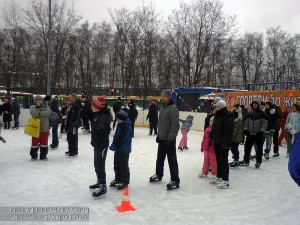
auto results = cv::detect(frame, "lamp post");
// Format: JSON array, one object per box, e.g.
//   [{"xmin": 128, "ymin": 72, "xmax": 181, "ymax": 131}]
[{"xmin": 47, "ymin": 0, "xmax": 52, "ymax": 96}]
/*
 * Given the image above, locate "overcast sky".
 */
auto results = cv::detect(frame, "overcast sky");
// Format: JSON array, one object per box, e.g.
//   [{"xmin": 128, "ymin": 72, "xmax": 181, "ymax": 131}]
[{"xmin": 1, "ymin": 0, "xmax": 300, "ymax": 34}]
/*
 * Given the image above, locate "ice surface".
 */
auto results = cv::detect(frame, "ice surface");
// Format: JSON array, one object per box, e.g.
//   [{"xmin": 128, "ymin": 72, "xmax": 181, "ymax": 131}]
[{"xmin": 0, "ymin": 128, "xmax": 299, "ymax": 225}]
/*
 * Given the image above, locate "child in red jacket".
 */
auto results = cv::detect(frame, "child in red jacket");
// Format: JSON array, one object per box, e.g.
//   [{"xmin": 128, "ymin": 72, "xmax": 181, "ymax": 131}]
[{"xmin": 199, "ymin": 117, "xmax": 217, "ymax": 179}]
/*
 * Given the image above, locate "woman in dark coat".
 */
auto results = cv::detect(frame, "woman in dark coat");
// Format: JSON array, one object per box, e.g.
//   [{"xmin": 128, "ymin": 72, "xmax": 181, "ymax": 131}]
[{"xmin": 1, "ymin": 99, "xmax": 12, "ymax": 129}]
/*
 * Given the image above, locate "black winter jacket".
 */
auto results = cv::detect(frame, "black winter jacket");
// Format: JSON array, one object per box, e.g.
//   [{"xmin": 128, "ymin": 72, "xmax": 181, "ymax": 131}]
[
  {"xmin": 244, "ymin": 100, "xmax": 267, "ymax": 135},
  {"xmin": 265, "ymin": 107, "xmax": 277, "ymax": 132},
  {"xmin": 147, "ymin": 104, "xmax": 159, "ymax": 124},
  {"xmin": 128, "ymin": 106, "xmax": 138, "ymax": 123},
  {"xmin": 66, "ymin": 100, "xmax": 82, "ymax": 130},
  {"xmin": 210, "ymin": 107, "xmax": 234, "ymax": 145},
  {"xmin": 91, "ymin": 108, "xmax": 111, "ymax": 148}
]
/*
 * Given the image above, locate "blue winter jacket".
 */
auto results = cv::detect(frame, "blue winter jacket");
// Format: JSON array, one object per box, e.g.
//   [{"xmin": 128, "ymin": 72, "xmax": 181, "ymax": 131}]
[
  {"xmin": 110, "ymin": 118, "xmax": 132, "ymax": 154},
  {"xmin": 288, "ymin": 133, "xmax": 300, "ymax": 187}
]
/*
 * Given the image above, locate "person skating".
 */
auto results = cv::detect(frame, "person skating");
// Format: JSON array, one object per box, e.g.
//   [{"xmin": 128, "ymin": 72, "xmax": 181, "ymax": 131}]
[
  {"xmin": 128, "ymin": 100, "xmax": 138, "ymax": 138},
  {"xmin": 229, "ymin": 104, "xmax": 243, "ymax": 167},
  {"xmin": 149, "ymin": 89, "xmax": 180, "ymax": 190},
  {"xmin": 146, "ymin": 101, "xmax": 159, "ymax": 136},
  {"xmin": 278, "ymin": 107, "xmax": 290, "ymax": 146},
  {"xmin": 109, "ymin": 110, "xmax": 133, "ymax": 190},
  {"xmin": 81, "ymin": 96, "xmax": 92, "ymax": 133},
  {"xmin": 65, "ymin": 93, "xmax": 82, "ymax": 157},
  {"xmin": 49, "ymin": 96, "xmax": 61, "ymax": 149},
  {"xmin": 210, "ymin": 100, "xmax": 234, "ymax": 189},
  {"xmin": 199, "ymin": 117, "xmax": 217, "ymax": 179},
  {"xmin": 60, "ymin": 101, "xmax": 68, "ymax": 133},
  {"xmin": 272, "ymin": 102, "xmax": 284, "ymax": 158},
  {"xmin": 285, "ymin": 104, "xmax": 300, "ymax": 157},
  {"xmin": 240, "ymin": 100, "xmax": 267, "ymax": 168},
  {"xmin": 263, "ymin": 101, "xmax": 277, "ymax": 160},
  {"xmin": 29, "ymin": 95, "xmax": 52, "ymax": 160},
  {"xmin": 178, "ymin": 115, "xmax": 194, "ymax": 150},
  {"xmin": 1, "ymin": 99, "xmax": 12, "ymax": 129},
  {"xmin": 89, "ymin": 96, "xmax": 111, "ymax": 197},
  {"xmin": 112, "ymin": 97, "xmax": 122, "ymax": 130},
  {"xmin": 11, "ymin": 98, "xmax": 20, "ymax": 129}
]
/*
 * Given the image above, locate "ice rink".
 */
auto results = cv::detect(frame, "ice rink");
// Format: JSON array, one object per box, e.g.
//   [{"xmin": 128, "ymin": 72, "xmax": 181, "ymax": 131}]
[{"xmin": 0, "ymin": 127, "xmax": 299, "ymax": 225}]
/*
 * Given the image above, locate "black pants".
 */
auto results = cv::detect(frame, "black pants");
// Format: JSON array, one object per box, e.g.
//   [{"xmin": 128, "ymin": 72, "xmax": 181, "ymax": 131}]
[
  {"xmin": 4, "ymin": 121, "xmax": 10, "ymax": 129},
  {"xmin": 94, "ymin": 147, "xmax": 108, "ymax": 184},
  {"xmin": 244, "ymin": 134, "xmax": 263, "ymax": 163},
  {"xmin": 149, "ymin": 122, "xmax": 157, "ymax": 135},
  {"xmin": 230, "ymin": 142, "xmax": 240, "ymax": 161},
  {"xmin": 156, "ymin": 140, "xmax": 180, "ymax": 183},
  {"xmin": 14, "ymin": 114, "xmax": 19, "ymax": 128},
  {"xmin": 67, "ymin": 127, "xmax": 78, "ymax": 154},
  {"xmin": 61, "ymin": 119, "xmax": 66, "ymax": 133},
  {"xmin": 131, "ymin": 121, "xmax": 135, "ymax": 137},
  {"xmin": 114, "ymin": 152, "xmax": 130, "ymax": 185},
  {"xmin": 82, "ymin": 117, "xmax": 90, "ymax": 131},
  {"xmin": 215, "ymin": 143, "xmax": 229, "ymax": 181},
  {"xmin": 273, "ymin": 130, "xmax": 279, "ymax": 153}
]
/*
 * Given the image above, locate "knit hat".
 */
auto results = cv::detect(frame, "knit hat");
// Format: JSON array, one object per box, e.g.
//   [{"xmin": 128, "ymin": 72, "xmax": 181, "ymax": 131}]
[
  {"xmin": 214, "ymin": 97, "xmax": 221, "ymax": 103},
  {"xmin": 216, "ymin": 100, "xmax": 226, "ymax": 109},
  {"xmin": 149, "ymin": 101, "xmax": 155, "ymax": 105},
  {"xmin": 162, "ymin": 89, "xmax": 172, "ymax": 99},
  {"xmin": 44, "ymin": 95, "xmax": 51, "ymax": 101},
  {"xmin": 92, "ymin": 96, "xmax": 106, "ymax": 110},
  {"xmin": 116, "ymin": 110, "xmax": 128, "ymax": 120}
]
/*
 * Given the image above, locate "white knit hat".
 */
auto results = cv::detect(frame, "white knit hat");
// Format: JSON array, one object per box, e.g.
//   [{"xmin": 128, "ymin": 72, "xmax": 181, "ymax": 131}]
[{"xmin": 216, "ymin": 100, "xmax": 226, "ymax": 109}]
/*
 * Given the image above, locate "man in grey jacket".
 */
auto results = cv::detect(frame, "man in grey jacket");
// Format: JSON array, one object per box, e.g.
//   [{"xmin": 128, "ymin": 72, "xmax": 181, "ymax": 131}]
[{"xmin": 149, "ymin": 89, "xmax": 180, "ymax": 190}]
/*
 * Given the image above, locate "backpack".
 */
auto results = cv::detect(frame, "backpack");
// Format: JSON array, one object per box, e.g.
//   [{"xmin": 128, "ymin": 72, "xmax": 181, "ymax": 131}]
[{"xmin": 49, "ymin": 112, "xmax": 59, "ymax": 128}]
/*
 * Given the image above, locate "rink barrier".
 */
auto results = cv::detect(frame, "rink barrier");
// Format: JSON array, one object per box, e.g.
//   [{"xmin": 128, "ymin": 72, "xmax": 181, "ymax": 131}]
[{"xmin": 1, "ymin": 109, "xmax": 207, "ymax": 132}]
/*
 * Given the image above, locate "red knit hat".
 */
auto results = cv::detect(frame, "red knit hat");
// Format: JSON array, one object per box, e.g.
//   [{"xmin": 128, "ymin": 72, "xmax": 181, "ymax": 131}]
[
  {"xmin": 92, "ymin": 96, "xmax": 106, "ymax": 110},
  {"xmin": 150, "ymin": 101, "xmax": 155, "ymax": 105}
]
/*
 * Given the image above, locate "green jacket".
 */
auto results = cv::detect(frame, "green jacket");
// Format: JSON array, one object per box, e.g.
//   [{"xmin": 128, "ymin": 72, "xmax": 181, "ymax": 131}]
[{"xmin": 30, "ymin": 104, "xmax": 52, "ymax": 133}]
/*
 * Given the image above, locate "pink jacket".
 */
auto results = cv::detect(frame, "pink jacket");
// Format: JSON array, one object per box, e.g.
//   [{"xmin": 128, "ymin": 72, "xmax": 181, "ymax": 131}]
[{"xmin": 201, "ymin": 126, "xmax": 214, "ymax": 152}]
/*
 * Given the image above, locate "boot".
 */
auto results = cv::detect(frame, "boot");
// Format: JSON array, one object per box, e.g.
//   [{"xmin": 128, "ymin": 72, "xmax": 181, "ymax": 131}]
[
  {"xmin": 30, "ymin": 147, "xmax": 39, "ymax": 160},
  {"xmin": 40, "ymin": 146, "xmax": 48, "ymax": 160},
  {"xmin": 92, "ymin": 184, "xmax": 107, "ymax": 197}
]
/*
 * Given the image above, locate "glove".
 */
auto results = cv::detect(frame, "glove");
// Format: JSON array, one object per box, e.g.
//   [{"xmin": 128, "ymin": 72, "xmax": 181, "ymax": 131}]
[
  {"xmin": 165, "ymin": 140, "xmax": 173, "ymax": 147},
  {"xmin": 244, "ymin": 130, "xmax": 250, "ymax": 136},
  {"xmin": 156, "ymin": 136, "xmax": 160, "ymax": 143},
  {"xmin": 221, "ymin": 143, "xmax": 228, "ymax": 149},
  {"xmin": 208, "ymin": 139, "xmax": 212, "ymax": 147}
]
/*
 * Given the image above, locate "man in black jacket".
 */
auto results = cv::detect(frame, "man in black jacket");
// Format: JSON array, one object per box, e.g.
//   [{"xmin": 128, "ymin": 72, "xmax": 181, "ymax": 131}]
[
  {"xmin": 241, "ymin": 100, "xmax": 267, "ymax": 168},
  {"xmin": 128, "ymin": 100, "xmax": 138, "ymax": 137},
  {"xmin": 264, "ymin": 102, "xmax": 277, "ymax": 159},
  {"xmin": 81, "ymin": 96, "xmax": 92, "ymax": 133},
  {"xmin": 66, "ymin": 93, "xmax": 82, "ymax": 157},
  {"xmin": 146, "ymin": 101, "xmax": 158, "ymax": 135},
  {"xmin": 89, "ymin": 96, "xmax": 111, "ymax": 197},
  {"xmin": 210, "ymin": 100, "xmax": 234, "ymax": 189},
  {"xmin": 11, "ymin": 98, "xmax": 20, "ymax": 129}
]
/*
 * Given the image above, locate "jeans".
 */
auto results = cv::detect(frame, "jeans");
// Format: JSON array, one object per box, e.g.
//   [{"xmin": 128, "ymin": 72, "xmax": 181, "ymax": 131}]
[
  {"xmin": 51, "ymin": 124, "xmax": 59, "ymax": 146},
  {"xmin": 264, "ymin": 132, "xmax": 274, "ymax": 154}
]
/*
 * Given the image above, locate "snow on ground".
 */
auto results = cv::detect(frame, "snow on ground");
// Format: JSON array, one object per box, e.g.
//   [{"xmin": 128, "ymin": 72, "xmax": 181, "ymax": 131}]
[{"xmin": 0, "ymin": 128, "xmax": 299, "ymax": 225}]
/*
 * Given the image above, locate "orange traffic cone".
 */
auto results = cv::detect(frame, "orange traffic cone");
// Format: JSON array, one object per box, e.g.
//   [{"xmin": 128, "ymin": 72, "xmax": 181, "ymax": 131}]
[{"xmin": 116, "ymin": 187, "xmax": 136, "ymax": 212}]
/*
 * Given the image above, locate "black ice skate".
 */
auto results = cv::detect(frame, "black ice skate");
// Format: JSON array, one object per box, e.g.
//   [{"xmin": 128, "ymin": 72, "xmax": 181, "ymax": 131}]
[
  {"xmin": 264, "ymin": 153, "xmax": 270, "ymax": 160},
  {"xmin": 239, "ymin": 160, "xmax": 249, "ymax": 166},
  {"xmin": 117, "ymin": 183, "xmax": 128, "ymax": 190},
  {"xmin": 183, "ymin": 146, "xmax": 189, "ymax": 150},
  {"xmin": 255, "ymin": 162, "xmax": 261, "ymax": 168},
  {"xmin": 166, "ymin": 181, "xmax": 180, "ymax": 190},
  {"xmin": 273, "ymin": 153, "xmax": 280, "ymax": 158},
  {"xmin": 109, "ymin": 180, "xmax": 120, "ymax": 187},
  {"xmin": 149, "ymin": 174, "xmax": 162, "ymax": 182},
  {"xmin": 89, "ymin": 181, "xmax": 100, "ymax": 189},
  {"xmin": 92, "ymin": 184, "xmax": 107, "ymax": 197},
  {"xmin": 229, "ymin": 160, "xmax": 240, "ymax": 167}
]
